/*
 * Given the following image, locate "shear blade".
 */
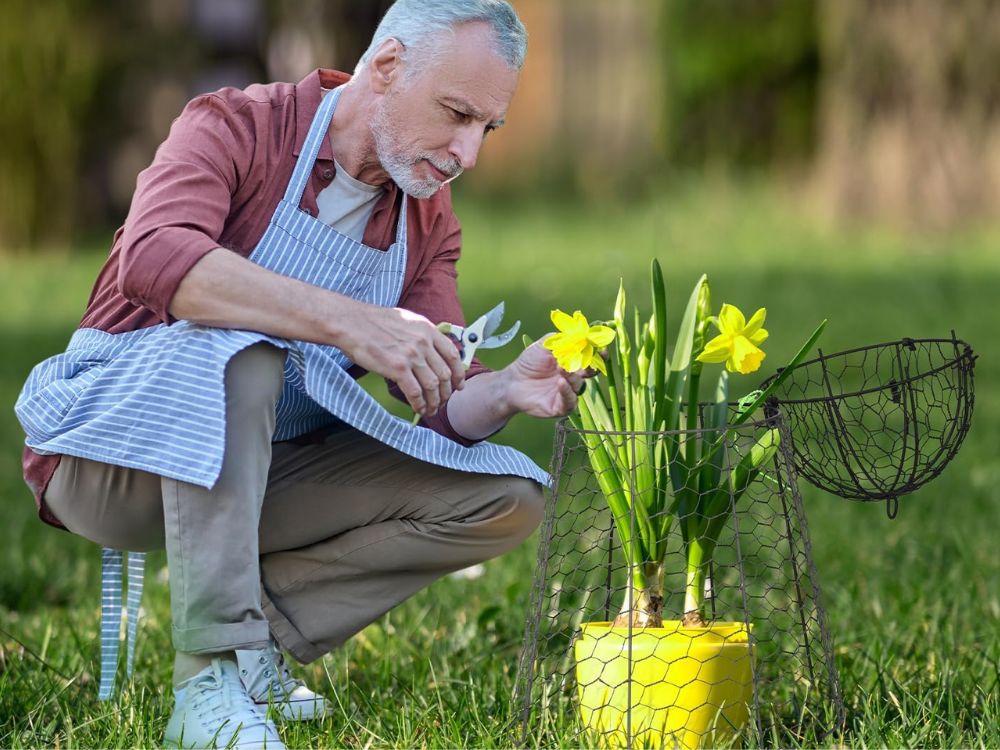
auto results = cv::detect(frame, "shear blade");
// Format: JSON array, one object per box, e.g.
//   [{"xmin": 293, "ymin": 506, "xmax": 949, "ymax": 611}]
[
  {"xmin": 480, "ymin": 302, "xmax": 507, "ymax": 338},
  {"xmin": 483, "ymin": 320, "xmax": 521, "ymax": 348}
]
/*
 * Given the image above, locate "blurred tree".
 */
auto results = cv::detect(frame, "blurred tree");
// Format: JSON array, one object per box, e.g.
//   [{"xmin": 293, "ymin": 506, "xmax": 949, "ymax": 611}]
[
  {"xmin": 264, "ymin": 0, "xmax": 392, "ymax": 82},
  {"xmin": 0, "ymin": 0, "xmax": 103, "ymax": 251},
  {"xmin": 0, "ymin": 0, "xmax": 391, "ymax": 252},
  {"xmin": 817, "ymin": 0, "xmax": 1000, "ymax": 229},
  {"xmin": 662, "ymin": 0, "xmax": 820, "ymax": 168}
]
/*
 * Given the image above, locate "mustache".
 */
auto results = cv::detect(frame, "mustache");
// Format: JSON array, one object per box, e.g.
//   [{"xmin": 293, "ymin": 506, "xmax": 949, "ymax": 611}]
[{"xmin": 425, "ymin": 156, "xmax": 463, "ymax": 181}]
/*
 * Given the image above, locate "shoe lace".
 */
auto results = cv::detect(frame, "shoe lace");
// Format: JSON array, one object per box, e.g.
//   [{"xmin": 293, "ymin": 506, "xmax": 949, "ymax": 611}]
[
  {"xmin": 189, "ymin": 661, "xmax": 272, "ymax": 732},
  {"xmin": 242, "ymin": 641, "xmax": 304, "ymax": 701}
]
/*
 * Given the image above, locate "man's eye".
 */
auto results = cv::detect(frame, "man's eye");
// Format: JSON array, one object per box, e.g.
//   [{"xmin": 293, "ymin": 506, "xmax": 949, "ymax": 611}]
[{"xmin": 448, "ymin": 107, "xmax": 469, "ymax": 122}]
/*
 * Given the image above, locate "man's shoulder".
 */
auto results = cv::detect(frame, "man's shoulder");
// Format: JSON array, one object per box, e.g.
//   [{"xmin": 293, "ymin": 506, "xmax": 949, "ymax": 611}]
[{"xmin": 195, "ymin": 80, "xmax": 298, "ymax": 118}]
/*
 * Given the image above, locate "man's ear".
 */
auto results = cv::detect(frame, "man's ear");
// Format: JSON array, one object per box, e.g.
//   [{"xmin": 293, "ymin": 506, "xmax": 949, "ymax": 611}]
[{"xmin": 369, "ymin": 38, "xmax": 404, "ymax": 94}]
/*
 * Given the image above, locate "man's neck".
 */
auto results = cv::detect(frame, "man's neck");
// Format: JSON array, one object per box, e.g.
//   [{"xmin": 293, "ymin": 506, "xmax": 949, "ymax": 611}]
[{"xmin": 326, "ymin": 80, "xmax": 392, "ymax": 187}]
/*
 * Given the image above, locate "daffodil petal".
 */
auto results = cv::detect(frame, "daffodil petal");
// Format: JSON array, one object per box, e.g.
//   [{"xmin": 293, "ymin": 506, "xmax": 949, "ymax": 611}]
[
  {"xmin": 717, "ymin": 304, "xmax": 746, "ymax": 335},
  {"xmin": 564, "ymin": 349, "xmax": 586, "ymax": 373},
  {"xmin": 543, "ymin": 333, "xmax": 567, "ymax": 351},
  {"xmin": 588, "ymin": 352, "xmax": 608, "ymax": 375},
  {"xmin": 696, "ymin": 334, "xmax": 733, "ymax": 363},
  {"xmin": 587, "ymin": 325, "xmax": 616, "ymax": 348},
  {"xmin": 550, "ymin": 309, "xmax": 576, "ymax": 332},
  {"xmin": 743, "ymin": 308, "xmax": 767, "ymax": 338},
  {"xmin": 749, "ymin": 327, "xmax": 769, "ymax": 345},
  {"xmin": 730, "ymin": 335, "xmax": 765, "ymax": 374}
]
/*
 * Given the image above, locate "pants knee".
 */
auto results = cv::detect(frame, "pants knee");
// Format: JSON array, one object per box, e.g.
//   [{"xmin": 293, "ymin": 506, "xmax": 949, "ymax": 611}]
[
  {"xmin": 495, "ymin": 478, "xmax": 545, "ymax": 544},
  {"xmin": 225, "ymin": 343, "xmax": 285, "ymax": 413}
]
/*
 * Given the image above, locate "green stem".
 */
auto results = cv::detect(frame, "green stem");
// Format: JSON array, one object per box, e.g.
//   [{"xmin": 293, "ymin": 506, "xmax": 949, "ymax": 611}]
[{"xmin": 684, "ymin": 539, "xmax": 707, "ymax": 618}]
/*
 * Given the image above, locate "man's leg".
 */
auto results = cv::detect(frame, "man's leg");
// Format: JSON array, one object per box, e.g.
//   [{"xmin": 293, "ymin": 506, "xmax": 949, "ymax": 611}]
[
  {"xmin": 45, "ymin": 343, "xmax": 284, "ymax": 674},
  {"xmin": 160, "ymin": 342, "xmax": 285, "ymax": 679},
  {"xmin": 44, "ymin": 342, "xmax": 288, "ymax": 748},
  {"xmin": 256, "ymin": 428, "xmax": 545, "ymax": 663}
]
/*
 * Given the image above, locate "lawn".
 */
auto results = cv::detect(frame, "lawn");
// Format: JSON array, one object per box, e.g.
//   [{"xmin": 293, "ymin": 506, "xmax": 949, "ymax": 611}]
[{"xmin": 0, "ymin": 182, "xmax": 997, "ymax": 748}]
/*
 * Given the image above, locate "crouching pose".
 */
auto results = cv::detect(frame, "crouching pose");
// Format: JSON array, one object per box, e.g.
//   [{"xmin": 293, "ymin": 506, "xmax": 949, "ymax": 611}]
[{"xmin": 16, "ymin": 1, "xmax": 588, "ymax": 747}]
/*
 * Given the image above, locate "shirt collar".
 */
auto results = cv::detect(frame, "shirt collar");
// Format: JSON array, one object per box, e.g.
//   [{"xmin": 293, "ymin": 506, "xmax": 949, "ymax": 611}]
[{"xmin": 292, "ymin": 68, "xmax": 351, "ymax": 160}]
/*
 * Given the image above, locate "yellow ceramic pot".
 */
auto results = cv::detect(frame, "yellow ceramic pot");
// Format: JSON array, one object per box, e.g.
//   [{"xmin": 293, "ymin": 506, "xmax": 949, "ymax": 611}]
[{"xmin": 574, "ymin": 620, "xmax": 753, "ymax": 749}]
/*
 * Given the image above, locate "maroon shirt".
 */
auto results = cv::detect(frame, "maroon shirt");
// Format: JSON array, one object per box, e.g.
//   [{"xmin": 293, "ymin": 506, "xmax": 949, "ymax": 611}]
[{"xmin": 25, "ymin": 68, "xmax": 488, "ymax": 529}]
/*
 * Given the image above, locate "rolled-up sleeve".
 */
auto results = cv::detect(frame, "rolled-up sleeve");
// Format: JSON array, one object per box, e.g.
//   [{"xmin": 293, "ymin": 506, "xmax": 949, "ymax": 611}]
[{"xmin": 119, "ymin": 93, "xmax": 255, "ymax": 324}]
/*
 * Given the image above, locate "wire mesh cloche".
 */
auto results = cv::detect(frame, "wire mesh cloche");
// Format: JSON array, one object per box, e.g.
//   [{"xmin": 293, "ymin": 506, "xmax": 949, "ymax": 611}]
[{"xmin": 514, "ymin": 415, "xmax": 844, "ymax": 749}]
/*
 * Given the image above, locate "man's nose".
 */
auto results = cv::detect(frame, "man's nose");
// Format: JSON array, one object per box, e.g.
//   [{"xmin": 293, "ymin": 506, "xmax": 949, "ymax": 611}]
[{"xmin": 449, "ymin": 127, "xmax": 483, "ymax": 170}]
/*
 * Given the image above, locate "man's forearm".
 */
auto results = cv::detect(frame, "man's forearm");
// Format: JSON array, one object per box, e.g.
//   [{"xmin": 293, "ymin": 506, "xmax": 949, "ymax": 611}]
[
  {"xmin": 445, "ymin": 369, "xmax": 517, "ymax": 441},
  {"xmin": 169, "ymin": 247, "xmax": 352, "ymax": 345}
]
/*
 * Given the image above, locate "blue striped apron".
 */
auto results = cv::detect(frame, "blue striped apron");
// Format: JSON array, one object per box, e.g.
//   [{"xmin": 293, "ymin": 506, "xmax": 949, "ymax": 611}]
[{"xmin": 16, "ymin": 85, "xmax": 549, "ymax": 698}]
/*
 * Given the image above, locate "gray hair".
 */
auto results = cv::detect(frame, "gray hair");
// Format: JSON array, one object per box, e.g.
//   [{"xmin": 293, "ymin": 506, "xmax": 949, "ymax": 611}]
[{"xmin": 357, "ymin": 0, "xmax": 527, "ymax": 76}]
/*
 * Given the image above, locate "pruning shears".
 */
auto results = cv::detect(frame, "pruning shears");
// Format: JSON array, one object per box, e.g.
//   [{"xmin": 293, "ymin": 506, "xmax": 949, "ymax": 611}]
[
  {"xmin": 410, "ymin": 303, "xmax": 520, "ymax": 425},
  {"xmin": 437, "ymin": 302, "xmax": 521, "ymax": 369}
]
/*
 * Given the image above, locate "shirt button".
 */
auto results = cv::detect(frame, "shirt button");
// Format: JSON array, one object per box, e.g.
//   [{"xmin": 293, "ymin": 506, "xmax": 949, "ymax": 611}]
[
  {"xmin": 321, "ymin": 168, "xmax": 334, "ymax": 181},
  {"xmin": 303, "ymin": 207, "xmax": 314, "ymax": 216}
]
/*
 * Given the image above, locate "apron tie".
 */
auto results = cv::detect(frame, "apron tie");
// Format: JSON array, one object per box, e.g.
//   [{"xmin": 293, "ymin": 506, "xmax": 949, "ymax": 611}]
[{"xmin": 98, "ymin": 548, "xmax": 145, "ymax": 700}]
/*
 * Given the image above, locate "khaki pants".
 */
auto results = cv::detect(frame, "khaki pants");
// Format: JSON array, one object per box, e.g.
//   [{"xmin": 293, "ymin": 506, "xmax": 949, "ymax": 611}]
[{"xmin": 45, "ymin": 344, "xmax": 544, "ymax": 663}]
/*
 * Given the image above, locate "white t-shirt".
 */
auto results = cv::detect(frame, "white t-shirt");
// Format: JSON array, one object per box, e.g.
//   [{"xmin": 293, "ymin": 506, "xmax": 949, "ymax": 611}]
[{"xmin": 315, "ymin": 159, "xmax": 385, "ymax": 243}]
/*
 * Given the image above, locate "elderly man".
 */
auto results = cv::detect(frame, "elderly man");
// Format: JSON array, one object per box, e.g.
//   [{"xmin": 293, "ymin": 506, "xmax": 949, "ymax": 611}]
[{"xmin": 16, "ymin": 1, "xmax": 586, "ymax": 748}]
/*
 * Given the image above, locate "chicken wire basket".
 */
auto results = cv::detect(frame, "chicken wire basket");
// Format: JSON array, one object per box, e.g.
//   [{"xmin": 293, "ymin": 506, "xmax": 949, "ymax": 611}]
[
  {"xmin": 513, "ymin": 413, "xmax": 844, "ymax": 749},
  {"xmin": 760, "ymin": 334, "xmax": 976, "ymax": 517}
]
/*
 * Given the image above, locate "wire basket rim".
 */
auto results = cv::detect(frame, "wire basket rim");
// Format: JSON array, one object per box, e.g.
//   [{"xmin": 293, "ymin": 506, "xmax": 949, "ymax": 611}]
[{"xmin": 760, "ymin": 335, "xmax": 975, "ymax": 405}]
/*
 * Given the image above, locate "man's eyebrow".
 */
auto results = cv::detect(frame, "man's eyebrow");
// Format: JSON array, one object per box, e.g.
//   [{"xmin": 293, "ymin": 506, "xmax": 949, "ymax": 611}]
[{"xmin": 441, "ymin": 97, "xmax": 505, "ymax": 128}]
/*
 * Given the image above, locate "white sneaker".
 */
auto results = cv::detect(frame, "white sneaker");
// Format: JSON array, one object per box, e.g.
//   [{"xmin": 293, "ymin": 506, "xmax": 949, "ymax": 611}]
[
  {"xmin": 237, "ymin": 640, "xmax": 331, "ymax": 721},
  {"xmin": 164, "ymin": 659, "xmax": 285, "ymax": 749}
]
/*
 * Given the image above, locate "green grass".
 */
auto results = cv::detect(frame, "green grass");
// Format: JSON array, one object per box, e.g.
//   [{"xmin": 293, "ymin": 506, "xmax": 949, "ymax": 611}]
[{"xmin": 1, "ymin": 181, "xmax": 998, "ymax": 748}]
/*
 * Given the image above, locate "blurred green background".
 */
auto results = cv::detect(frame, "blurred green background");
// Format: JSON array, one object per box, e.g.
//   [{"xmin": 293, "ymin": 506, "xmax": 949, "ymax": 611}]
[{"xmin": 1, "ymin": 0, "xmax": 998, "ymax": 747}]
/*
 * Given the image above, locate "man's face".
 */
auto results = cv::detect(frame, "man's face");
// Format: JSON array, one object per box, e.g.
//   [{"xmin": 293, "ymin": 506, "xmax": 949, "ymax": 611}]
[{"xmin": 371, "ymin": 22, "xmax": 519, "ymax": 198}]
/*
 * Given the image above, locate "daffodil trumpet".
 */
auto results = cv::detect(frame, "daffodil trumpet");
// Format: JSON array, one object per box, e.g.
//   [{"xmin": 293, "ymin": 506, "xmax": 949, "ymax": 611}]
[{"xmin": 564, "ymin": 261, "xmax": 825, "ymax": 629}]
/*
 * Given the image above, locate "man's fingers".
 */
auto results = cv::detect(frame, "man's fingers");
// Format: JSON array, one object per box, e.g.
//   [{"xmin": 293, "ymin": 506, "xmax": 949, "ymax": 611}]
[
  {"xmin": 427, "ymin": 339, "xmax": 460, "ymax": 401},
  {"xmin": 563, "ymin": 370, "xmax": 585, "ymax": 394},
  {"xmin": 397, "ymin": 372, "xmax": 427, "ymax": 415},
  {"xmin": 412, "ymin": 362, "xmax": 446, "ymax": 416},
  {"xmin": 434, "ymin": 332, "xmax": 466, "ymax": 390},
  {"xmin": 558, "ymin": 376, "xmax": 578, "ymax": 413}
]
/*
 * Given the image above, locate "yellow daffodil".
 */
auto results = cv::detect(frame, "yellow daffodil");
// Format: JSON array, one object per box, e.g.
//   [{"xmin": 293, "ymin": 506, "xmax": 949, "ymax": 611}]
[
  {"xmin": 544, "ymin": 309, "xmax": 616, "ymax": 374},
  {"xmin": 696, "ymin": 303, "xmax": 769, "ymax": 374}
]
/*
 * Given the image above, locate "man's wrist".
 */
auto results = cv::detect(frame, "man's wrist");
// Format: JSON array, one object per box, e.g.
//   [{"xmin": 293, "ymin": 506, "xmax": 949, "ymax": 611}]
[
  {"xmin": 314, "ymin": 290, "xmax": 362, "ymax": 349},
  {"xmin": 447, "ymin": 368, "xmax": 518, "ymax": 441},
  {"xmin": 487, "ymin": 367, "xmax": 518, "ymax": 420}
]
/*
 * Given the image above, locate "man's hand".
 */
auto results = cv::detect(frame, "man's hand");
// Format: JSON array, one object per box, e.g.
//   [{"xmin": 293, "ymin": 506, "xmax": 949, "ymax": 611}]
[
  {"xmin": 502, "ymin": 339, "xmax": 588, "ymax": 418},
  {"xmin": 445, "ymin": 338, "xmax": 598, "ymax": 441},
  {"xmin": 338, "ymin": 305, "xmax": 465, "ymax": 417}
]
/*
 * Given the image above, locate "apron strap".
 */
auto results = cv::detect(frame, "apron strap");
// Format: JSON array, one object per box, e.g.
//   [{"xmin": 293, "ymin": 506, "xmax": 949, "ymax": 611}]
[
  {"xmin": 98, "ymin": 548, "xmax": 145, "ymax": 700},
  {"xmin": 282, "ymin": 85, "xmax": 345, "ymax": 207},
  {"xmin": 395, "ymin": 194, "xmax": 408, "ymax": 248}
]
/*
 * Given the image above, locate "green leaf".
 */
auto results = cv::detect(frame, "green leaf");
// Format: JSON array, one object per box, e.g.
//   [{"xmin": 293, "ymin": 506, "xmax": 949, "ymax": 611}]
[
  {"xmin": 521, "ymin": 333, "xmax": 534, "ymax": 350},
  {"xmin": 578, "ymin": 396, "xmax": 646, "ymax": 570},
  {"xmin": 698, "ymin": 370, "xmax": 729, "ymax": 499},
  {"xmin": 700, "ymin": 427, "xmax": 782, "ymax": 561},
  {"xmin": 630, "ymin": 385, "xmax": 658, "ymax": 558},
  {"xmin": 671, "ymin": 274, "xmax": 707, "ymax": 374},
  {"xmin": 651, "ymin": 258, "xmax": 669, "ymax": 427}
]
